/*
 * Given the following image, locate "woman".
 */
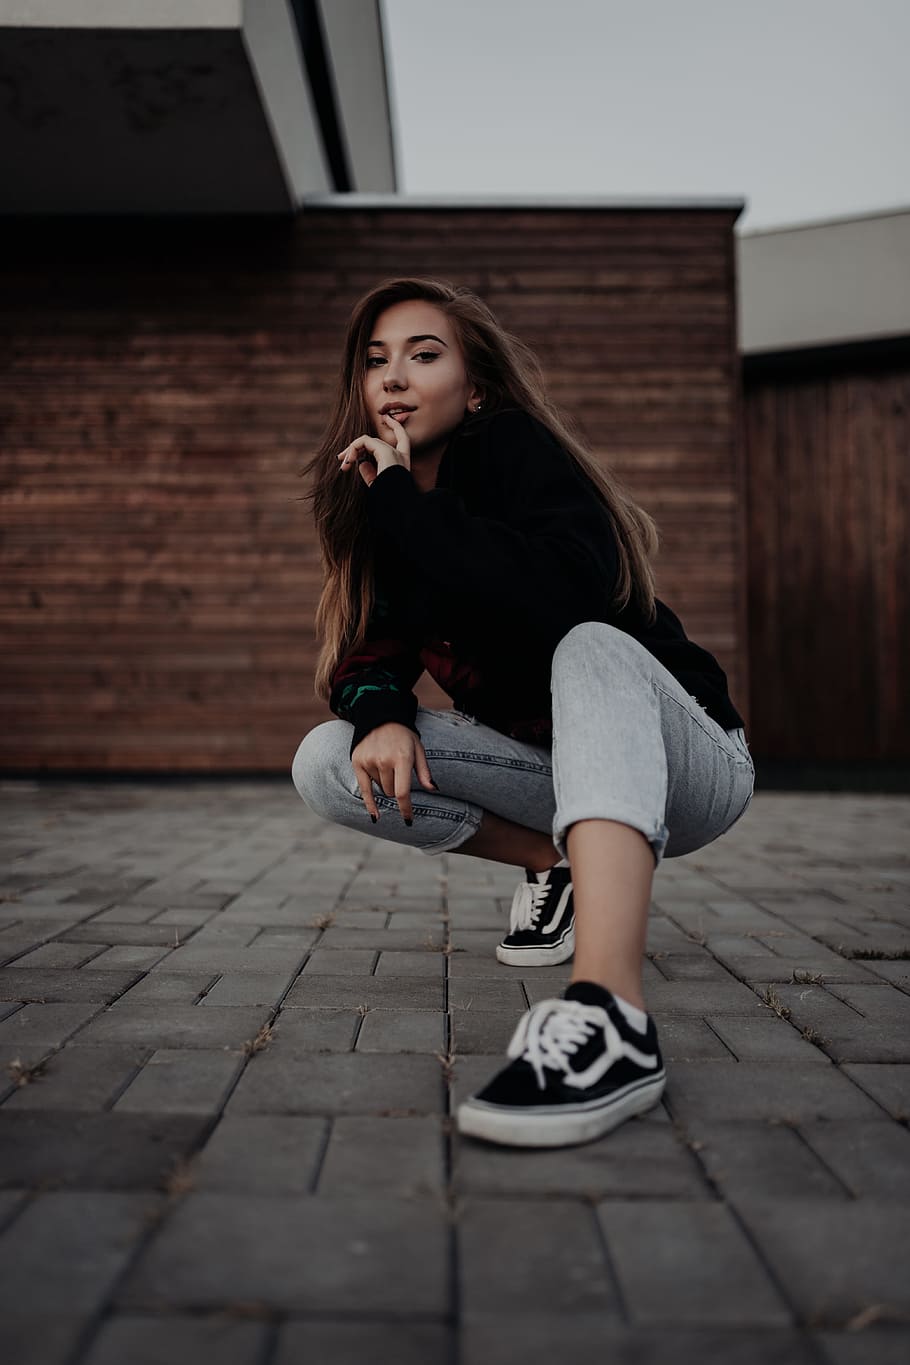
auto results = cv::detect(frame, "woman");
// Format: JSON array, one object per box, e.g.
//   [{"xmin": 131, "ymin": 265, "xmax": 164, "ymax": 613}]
[{"xmin": 292, "ymin": 276, "xmax": 754, "ymax": 1149}]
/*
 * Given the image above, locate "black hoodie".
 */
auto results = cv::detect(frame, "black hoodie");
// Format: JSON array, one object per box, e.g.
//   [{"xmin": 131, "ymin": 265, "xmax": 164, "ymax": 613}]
[{"xmin": 329, "ymin": 405, "xmax": 745, "ymax": 758}]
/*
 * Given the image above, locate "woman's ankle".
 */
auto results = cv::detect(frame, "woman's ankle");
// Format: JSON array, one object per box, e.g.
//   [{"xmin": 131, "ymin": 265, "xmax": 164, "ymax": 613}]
[{"xmin": 570, "ymin": 969, "xmax": 646, "ymax": 1013}]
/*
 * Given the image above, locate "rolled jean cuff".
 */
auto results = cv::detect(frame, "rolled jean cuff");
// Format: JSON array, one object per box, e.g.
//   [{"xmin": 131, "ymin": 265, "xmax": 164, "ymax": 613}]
[{"xmin": 553, "ymin": 804, "xmax": 671, "ymax": 868}]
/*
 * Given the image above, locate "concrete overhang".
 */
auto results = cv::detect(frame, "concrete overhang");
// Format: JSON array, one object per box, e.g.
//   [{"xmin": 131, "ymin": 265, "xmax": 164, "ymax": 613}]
[
  {"xmin": 0, "ymin": 0, "xmax": 395, "ymax": 214},
  {"xmin": 737, "ymin": 208, "xmax": 910, "ymax": 354}
]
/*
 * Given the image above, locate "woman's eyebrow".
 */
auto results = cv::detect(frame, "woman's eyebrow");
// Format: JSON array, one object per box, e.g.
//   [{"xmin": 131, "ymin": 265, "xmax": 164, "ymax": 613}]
[{"xmin": 366, "ymin": 334, "xmax": 449, "ymax": 348}]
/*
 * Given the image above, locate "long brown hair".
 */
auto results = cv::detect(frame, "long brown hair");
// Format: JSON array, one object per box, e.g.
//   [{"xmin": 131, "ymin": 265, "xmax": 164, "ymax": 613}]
[{"xmin": 298, "ymin": 276, "xmax": 660, "ymax": 703}]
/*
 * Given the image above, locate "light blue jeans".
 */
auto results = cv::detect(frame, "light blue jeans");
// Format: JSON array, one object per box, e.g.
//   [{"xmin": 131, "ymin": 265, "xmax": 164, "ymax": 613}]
[{"xmin": 291, "ymin": 622, "xmax": 755, "ymax": 868}]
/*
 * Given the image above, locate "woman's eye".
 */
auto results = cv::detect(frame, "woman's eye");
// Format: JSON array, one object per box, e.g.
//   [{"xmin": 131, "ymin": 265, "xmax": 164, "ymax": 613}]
[{"xmin": 366, "ymin": 351, "xmax": 438, "ymax": 367}]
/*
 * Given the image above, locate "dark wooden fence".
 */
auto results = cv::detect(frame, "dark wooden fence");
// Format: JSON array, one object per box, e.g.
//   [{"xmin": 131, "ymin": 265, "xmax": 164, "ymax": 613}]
[{"xmin": 0, "ymin": 207, "xmax": 746, "ymax": 770}]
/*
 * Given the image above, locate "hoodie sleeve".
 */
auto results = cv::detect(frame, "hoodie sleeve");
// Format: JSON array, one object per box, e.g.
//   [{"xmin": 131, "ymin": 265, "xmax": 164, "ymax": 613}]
[
  {"xmin": 365, "ymin": 408, "xmax": 622, "ymax": 655},
  {"xmin": 328, "ymin": 590, "xmax": 425, "ymax": 760}
]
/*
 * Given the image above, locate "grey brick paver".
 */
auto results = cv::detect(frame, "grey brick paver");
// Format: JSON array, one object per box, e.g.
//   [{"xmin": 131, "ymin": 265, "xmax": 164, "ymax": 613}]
[
  {"xmin": 4, "ymin": 1043, "xmax": 150, "ymax": 1111},
  {"xmin": 732, "ymin": 1199, "xmax": 910, "ymax": 1326},
  {"xmin": 0, "ymin": 1111, "xmax": 209, "ymax": 1188},
  {"xmin": 75, "ymin": 1003, "xmax": 271, "ymax": 1049},
  {"xmin": 10, "ymin": 942, "xmax": 102, "ymax": 969},
  {"xmin": 301, "ymin": 947, "xmax": 377, "ymax": 975},
  {"xmin": 318, "ymin": 925, "xmax": 445, "ymax": 950},
  {"xmin": 460, "ymin": 1322, "xmax": 819, "ymax": 1364},
  {"xmin": 840, "ymin": 1063, "xmax": 910, "ymax": 1119},
  {"xmin": 110, "ymin": 971, "xmax": 216, "ymax": 1006},
  {"xmin": 826, "ymin": 982, "xmax": 910, "ymax": 1026},
  {"xmin": 651, "ymin": 1015, "xmax": 736, "ymax": 1060},
  {"xmin": 273, "ymin": 1321, "xmax": 449, "ymax": 1365},
  {"xmin": 650, "ymin": 949, "xmax": 746, "ymax": 982},
  {"xmin": 86, "ymin": 944, "xmax": 175, "ymax": 971},
  {"xmin": 598, "ymin": 1200, "xmax": 793, "ymax": 1324},
  {"xmin": 815, "ymin": 1330, "xmax": 910, "ymax": 1365},
  {"xmin": 81, "ymin": 1316, "xmax": 268, "ymax": 1365},
  {"xmin": 269, "ymin": 1007, "xmax": 359, "ymax": 1051},
  {"xmin": 355, "ymin": 1007, "xmax": 445, "ymax": 1053},
  {"xmin": 3, "ymin": 1316, "xmax": 92, "ymax": 1365},
  {"xmin": 61, "ymin": 924, "xmax": 189, "ymax": 946},
  {"xmin": 798, "ymin": 1120, "xmax": 910, "ymax": 1198},
  {"xmin": 453, "ymin": 1120, "xmax": 709, "ymax": 1198},
  {"xmin": 118, "ymin": 1192, "xmax": 449, "ymax": 1314},
  {"xmin": 705, "ymin": 1015, "xmax": 833, "ymax": 1063},
  {"xmin": 2, "ymin": 780, "xmax": 910, "ymax": 1363},
  {"xmin": 0, "ymin": 1001, "xmax": 101, "ymax": 1049},
  {"xmin": 646, "ymin": 979, "xmax": 771, "ymax": 1015},
  {"xmin": 114, "ymin": 1048, "xmax": 245, "ymax": 1114},
  {"xmin": 447, "ymin": 1008, "xmax": 523, "ymax": 1054},
  {"xmin": 192, "ymin": 1115, "xmax": 328, "ymax": 1193},
  {"xmin": 226, "ymin": 1052, "xmax": 443, "ymax": 1116},
  {"xmin": 682, "ymin": 1119, "xmax": 848, "ymax": 1199},
  {"xmin": 460, "ymin": 1197, "xmax": 619, "ymax": 1315},
  {"xmin": 0, "ymin": 1191, "xmax": 157, "ymax": 1312},
  {"xmin": 198, "ymin": 971, "xmax": 292, "ymax": 1006},
  {"xmin": 374, "ymin": 948, "xmax": 446, "ymax": 976},
  {"xmin": 448, "ymin": 976, "xmax": 527, "ymax": 1009},
  {"xmin": 317, "ymin": 1115, "xmax": 445, "ymax": 1194},
  {"xmin": 665, "ymin": 1061, "xmax": 890, "ymax": 1122},
  {"xmin": 753, "ymin": 982, "xmax": 910, "ymax": 1063},
  {"xmin": 0, "ymin": 968, "xmax": 143, "ymax": 1004},
  {"xmin": 152, "ymin": 944, "xmax": 313, "ymax": 976},
  {"xmin": 284, "ymin": 973, "xmax": 443, "ymax": 1009}
]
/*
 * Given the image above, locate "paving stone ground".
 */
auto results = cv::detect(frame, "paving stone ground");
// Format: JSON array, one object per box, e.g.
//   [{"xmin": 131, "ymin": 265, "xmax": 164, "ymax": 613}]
[{"xmin": 0, "ymin": 776, "xmax": 909, "ymax": 1364}]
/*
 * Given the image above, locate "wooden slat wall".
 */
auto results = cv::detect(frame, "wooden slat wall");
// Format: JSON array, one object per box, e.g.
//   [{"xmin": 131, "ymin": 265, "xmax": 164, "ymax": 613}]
[
  {"xmin": 742, "ymin": 347, "xmax": 910, "ymax": 762},
  {"xmin": 0, "ymin": 209, "xmax": 746, "ymax": 771}
]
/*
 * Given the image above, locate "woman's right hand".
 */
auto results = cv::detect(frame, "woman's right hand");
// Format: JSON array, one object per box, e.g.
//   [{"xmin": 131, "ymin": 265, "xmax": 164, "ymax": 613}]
[{"xmin": 351, "ymin": 723, "xmax": 438, "ymax": 823}]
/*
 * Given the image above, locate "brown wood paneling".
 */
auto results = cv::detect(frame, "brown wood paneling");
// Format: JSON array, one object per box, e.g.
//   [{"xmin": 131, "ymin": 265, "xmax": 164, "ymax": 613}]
[
  {"xmin": 742, "ymin": 347, "xmax": 910, "ymax": 762},
  {"xmin": 0, "ymin": 208, "xmax": 745, "ymax": 771}
]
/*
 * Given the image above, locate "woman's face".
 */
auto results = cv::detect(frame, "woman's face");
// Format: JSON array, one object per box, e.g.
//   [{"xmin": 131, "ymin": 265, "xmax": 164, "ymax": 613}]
[{"xmin": 362, "ymin": 300, "xmax": 481, "ymax": 455}]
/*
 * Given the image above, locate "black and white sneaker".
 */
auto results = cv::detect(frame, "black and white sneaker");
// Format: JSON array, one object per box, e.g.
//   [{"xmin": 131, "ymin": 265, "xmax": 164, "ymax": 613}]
[
  {"xmin": 456, "ymin": 981, "xmax": 666, "ymax": 1147},
  {"xmin": 496, "ymin": 861, "xmax": 575, "ymax": 966}
]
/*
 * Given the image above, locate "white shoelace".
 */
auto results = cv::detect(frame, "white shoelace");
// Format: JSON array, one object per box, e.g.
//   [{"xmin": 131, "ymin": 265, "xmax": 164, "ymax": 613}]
[
  {"xmin": 508, "ymin": 874, "xmax": 551, "ymax": 933},
  {"xmin": 506, "ymin": 998, "xmax": 657, "ymax": 1091}
]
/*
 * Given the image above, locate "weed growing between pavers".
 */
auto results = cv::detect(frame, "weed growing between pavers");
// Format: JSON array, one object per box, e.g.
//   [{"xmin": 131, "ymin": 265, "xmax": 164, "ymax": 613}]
[
  {"xmin": 7, "ymin": 1055, "xmax": 50, "ymax": 1087},
  {"xmin": 241, "ymin": 1023, "xmax": 275, "ymax": 1055},
  {"xmin": 760, "ymin": 986, "xmax": 792, "ymax": 1021}
]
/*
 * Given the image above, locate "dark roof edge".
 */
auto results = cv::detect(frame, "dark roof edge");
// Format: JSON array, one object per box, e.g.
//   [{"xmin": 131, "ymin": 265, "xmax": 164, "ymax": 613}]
[{"xmin": 299, "ymin": 192, "xmax": 746, "ymax": 214}]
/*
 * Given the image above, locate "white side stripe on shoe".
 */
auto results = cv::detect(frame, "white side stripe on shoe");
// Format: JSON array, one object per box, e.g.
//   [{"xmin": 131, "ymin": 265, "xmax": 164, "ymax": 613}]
[{"xmin": 541, "ymin": 883, "xmax": 572, "ymax": 934}]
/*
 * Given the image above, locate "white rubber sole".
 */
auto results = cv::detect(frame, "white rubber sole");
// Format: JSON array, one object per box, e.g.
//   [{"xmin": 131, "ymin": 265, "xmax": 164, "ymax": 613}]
[
  {"xmin": 495, "ymin": 922, "xmax": 575, "ymax": 967},
  {"xmin": 456, "ymin": 1072, "xmax": 666, "ymax": 1147}
]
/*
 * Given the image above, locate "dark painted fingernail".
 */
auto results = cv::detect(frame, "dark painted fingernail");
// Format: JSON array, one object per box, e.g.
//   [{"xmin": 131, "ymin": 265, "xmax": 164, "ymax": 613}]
[
  {"xmin": 404, "ymin": 818, "xmax": 413, "ymax": 827},
  {"xmin": 370, "ymin": 814, "xmax": 377, "ymax": 823},
  {"xmin": 430, "ymin": 781, "xmax": 440, "ymax": 790}
]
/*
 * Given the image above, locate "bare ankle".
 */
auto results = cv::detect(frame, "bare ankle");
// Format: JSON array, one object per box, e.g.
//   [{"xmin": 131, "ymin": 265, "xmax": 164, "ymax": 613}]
[
  {"xmin": 531, "ymin": 845, "xmax": 563, "ymax": 874},
  {"xmin": 453, "ymin": 810, "xmax": 559, "ymax": 873}
]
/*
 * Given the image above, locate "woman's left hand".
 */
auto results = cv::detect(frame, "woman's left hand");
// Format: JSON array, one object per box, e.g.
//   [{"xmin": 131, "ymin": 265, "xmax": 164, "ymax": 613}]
[{"xmin": 336, "ymin": 414, "xmax": 411, "ymax": 488}]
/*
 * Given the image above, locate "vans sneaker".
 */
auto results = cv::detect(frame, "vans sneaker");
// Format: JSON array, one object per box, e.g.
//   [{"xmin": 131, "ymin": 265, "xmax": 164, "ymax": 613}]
[
  {"xmin": 496, "ymin": 862, "xmax": 574, "ymax": 966},
  {"xmin": 456, "ymin": 980, "xmax": 665, "ymax": 1147}
]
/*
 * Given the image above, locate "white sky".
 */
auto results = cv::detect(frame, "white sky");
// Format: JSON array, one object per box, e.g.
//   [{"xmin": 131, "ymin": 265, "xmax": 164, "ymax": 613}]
[{"xmin": 379, "ymin": 0, "xmax": 910, "ymax": 233}]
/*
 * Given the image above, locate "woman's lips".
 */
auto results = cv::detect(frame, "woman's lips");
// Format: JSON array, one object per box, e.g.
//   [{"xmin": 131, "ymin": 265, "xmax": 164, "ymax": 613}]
[{"xmin": 385, "ymin": 409, "xmax": 414, "ymax": 423}]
